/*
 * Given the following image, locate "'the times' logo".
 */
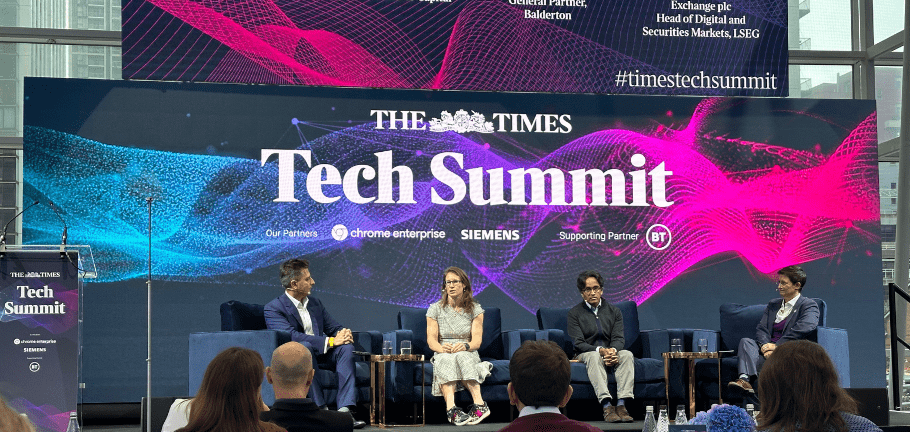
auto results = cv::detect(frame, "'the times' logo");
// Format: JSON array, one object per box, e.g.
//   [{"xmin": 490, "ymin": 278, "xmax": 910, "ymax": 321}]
[{"xmin": 645, "ymin": 224, "xmax": 672, "ymax": 250}]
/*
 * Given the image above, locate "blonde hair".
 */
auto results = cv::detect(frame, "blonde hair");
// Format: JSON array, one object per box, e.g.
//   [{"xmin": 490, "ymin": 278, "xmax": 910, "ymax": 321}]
[{"xmin": 0, "ymin": 397, "xmax": 37, "ymax": 432}]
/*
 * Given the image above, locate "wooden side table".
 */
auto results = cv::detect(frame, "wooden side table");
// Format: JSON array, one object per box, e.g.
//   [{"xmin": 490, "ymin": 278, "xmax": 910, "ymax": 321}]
[
  {"xmin": 662, "ymin": 351, "xmax": 725, "ymax": 418},
  {"xmin": 368, "ymin": 354, "xmax": 426, "ymax": 428}
]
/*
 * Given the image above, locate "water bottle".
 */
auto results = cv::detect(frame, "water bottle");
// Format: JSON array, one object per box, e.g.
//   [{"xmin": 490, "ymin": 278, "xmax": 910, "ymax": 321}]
[
  {"xmin": 642, "ymin": 406, "xmax": 657, "ymax": 432},
  {"xmin": 657, "ymin": 405, "xmax": 669, "ymax": 432},
  {"xmin": 675, "ymin": 405, "xmax": 687, "ymax": 425},
  {"xmin": 65, "ymin": 412, "xmax": 80, "ymax": 432},
  {"xmin": 745, "ymin": 404, "xmax": 755, "ymax": 424}
]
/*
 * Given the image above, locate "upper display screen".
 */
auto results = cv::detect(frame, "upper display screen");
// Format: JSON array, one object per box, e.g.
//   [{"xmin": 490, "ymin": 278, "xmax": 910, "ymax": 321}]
[{"xmin": 121, "ymin": 0, "xmax": 789, "ymax": 96}]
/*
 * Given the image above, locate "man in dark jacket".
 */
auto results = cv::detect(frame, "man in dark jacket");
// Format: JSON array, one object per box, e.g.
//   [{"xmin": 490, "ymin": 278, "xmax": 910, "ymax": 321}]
[
  {"xmin": 261, "ymin": 342, "xmax": 355, "ymax": 432},
  {"xmin": 566, "ymin": 270, "xmax": 635, "ymax": 423},
  {"xmin": 264, "ymin": 258, "xmax": 365, "ymax": 428}
]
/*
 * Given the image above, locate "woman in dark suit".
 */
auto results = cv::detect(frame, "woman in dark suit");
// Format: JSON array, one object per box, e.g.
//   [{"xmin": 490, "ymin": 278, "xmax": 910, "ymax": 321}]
[{"xmin": 728, "ymin": 265, "xmax": 819, "ymax": 394}]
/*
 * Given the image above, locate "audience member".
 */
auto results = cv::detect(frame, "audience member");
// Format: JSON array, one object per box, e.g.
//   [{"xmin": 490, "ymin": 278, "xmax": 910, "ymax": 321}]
[
  {"xmin": 427, "ymin": 266, "xmax": 492, "ymax": 426},
  {"xmin": 500, "ymin": 340, "xmax": 601, "ymax": 432},
  {"xmin": 0, "ymin": 396, "xmax": 36, "ymax": 432},
  {"xmin": 162, "ymin": 347, "xmax": 285, "ymax": 432},
  {"xmin": 729, "ymin": 265, "xmax": 818, "ymax": 396},
  {"xmin": 260, "ymin": 342, "xmax": 353, "ymax": 432},
  {"xmin": 757, "ymin": 340, "xmax": 881, "ymax": 432},
  {"xmin": 567, "ymin": 270, "xmax": 635, "ymax": 422}
]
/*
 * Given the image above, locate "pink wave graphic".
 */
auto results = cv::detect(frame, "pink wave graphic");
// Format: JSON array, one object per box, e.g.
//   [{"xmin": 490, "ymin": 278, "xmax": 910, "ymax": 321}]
[{"xmin": 130, "ymin": 0, "xmax": 682, "ymax": 93}]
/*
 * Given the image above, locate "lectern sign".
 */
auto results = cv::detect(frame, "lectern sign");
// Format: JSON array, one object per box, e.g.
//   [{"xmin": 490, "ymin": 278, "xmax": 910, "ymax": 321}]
[{"xmin": 0, "ymin": 252, "xmax": 79, "ymax": 432}]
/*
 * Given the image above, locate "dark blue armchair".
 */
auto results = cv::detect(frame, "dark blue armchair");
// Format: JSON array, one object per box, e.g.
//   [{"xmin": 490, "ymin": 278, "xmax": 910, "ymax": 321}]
[
  {"xmin": 188, "ymin": 300, "xmax": 382, "ymax": 406},
  {"xmin": 536, "ymin": 301, "xmax": 675, "ymax": 401},
  {"xmin": 384, "ymin": 306, "xmax": 536, "ymax": 404},
  {"xmin": 692, "ymin": 298, "xmax": 849, "ymax": 403}
]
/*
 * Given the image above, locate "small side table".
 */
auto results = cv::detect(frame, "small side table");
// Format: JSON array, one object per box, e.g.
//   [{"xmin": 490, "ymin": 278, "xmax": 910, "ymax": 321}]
[
  {"xmin": 368, "ymin": 354, "xmax": 426, "ymax": 428},
  {"xmin": 662, "ymin": 351, "xmax": 725, "ymax": 418}
]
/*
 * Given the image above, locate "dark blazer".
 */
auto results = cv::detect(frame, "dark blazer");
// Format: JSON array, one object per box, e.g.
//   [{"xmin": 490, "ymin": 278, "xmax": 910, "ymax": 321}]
[
  {"xmin": 755, "ymin": 295, "xmax": 819, "ymax": 346},
  {"xmin": 567, "ymin": 299, "xmax": 625, "ymax": 355},
  {"xmin": 264, "ymin": 294, "xmax": 344, "ymax": 355},
  {"xmin": 261, "ymin": 398, "xmax": 353, "ymax": 432}
]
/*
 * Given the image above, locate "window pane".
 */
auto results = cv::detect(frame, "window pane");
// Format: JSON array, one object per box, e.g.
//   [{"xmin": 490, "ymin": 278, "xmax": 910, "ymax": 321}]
[
  {"xmin": 787, "ymin": 65, "xmax": 853, "ymax": 98},
  {"xmin": 880, "ymin": 162, "xmax": 897, "ymax": 288},
  {"xmin": 5, "ymin": 0, "xmax": 121, "ymax": 30},
  {"xmin": 874, "ymin": 0, "xmax": 904, "ymax": 51},
  {"xmin": 0, "ymin": 43, "xmax": 122, "ymax": 136},
  {"xmin": 789, "ymin": 0, "xmax": 852, "ymax": 50},
  {"xmin": 876, "ymin": 66, "xmax": 902, "ymax": 143}
]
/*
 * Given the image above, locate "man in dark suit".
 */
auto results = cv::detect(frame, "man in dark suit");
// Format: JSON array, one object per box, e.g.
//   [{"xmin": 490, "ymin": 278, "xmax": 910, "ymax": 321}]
[
  {"xmin": 499, "ymin": 340, "xmax": 601, "ymax": 432},
  {"xmin": 566, "ymin": 270, "xmax": 635, "ymax": 423},
  {"xmin": 264, "ymin": 258, "xmax": 365, "ymax": 428},
  {"xmin": 728, "ymin": 265, "xmax": 819, "ymax": 394},
  {"xmin": 262, "ymin": 341, "xmax": 353, "ymax": 432}
]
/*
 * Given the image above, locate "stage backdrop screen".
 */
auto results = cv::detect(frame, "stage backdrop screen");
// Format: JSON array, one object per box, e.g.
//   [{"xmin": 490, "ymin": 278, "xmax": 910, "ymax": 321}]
[
  {"xmin": 24, "ymin": 77, "xmax": 878, "ymax": 401},
  {"xmin": 122, "ymin": 0, "xmax": 788, "ymax": 96}
]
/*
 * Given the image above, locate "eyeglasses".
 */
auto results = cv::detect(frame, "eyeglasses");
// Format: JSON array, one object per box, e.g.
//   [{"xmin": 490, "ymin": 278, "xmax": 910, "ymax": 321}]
[
  {"xmin": 777, "ymin": 281, "xmax": 792, "ymax": 287},
  {"xmin": 582, "ymin": 286, "xmax": 603, "ymax": 293},
  {"xmin": 444, "ymin": 280, "xmax": 462, "ymax": 286}
]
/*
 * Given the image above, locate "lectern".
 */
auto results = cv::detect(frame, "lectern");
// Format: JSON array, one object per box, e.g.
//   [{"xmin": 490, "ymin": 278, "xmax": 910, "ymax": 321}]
[{"xmin": 0, "ymin": 245, "xmax": 95, "ymax": 432}]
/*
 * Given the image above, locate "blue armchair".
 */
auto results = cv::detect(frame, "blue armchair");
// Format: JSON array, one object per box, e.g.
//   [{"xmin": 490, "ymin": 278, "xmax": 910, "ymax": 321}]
[
  {"xmin": 384, "ymin": 306, "xmax": 536, "ymax": 404},
  {"xmin": 535, "ymin": 301, "xmax": 675, "ymax": 401},
  {"xmin": 692, "ymin": 298, "xmax": 849, "ymax": 403},
  {"xmin": 188, "ymin": 300, "xmax": 382, "ymax": 406}
]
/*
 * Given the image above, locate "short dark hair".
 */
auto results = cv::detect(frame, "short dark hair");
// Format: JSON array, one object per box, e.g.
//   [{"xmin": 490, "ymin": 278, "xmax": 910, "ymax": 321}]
[
  {"xmin": 777, "ymin": 265, "xmax": 807, "ymax": 292},
  {"xmin": 509, "ymin": 340, "xmax": 571, "ymax": 407},
  {"xmin": 576, "ymin": 270, "xmax": 604, "ymax": 292},
  {"xmin": 757, "ymin": 340, "xmax": 856, "ymax": 432},
  {"xmin": 280, "ymin": 258, "xmax": 309, "ymax": 288}
]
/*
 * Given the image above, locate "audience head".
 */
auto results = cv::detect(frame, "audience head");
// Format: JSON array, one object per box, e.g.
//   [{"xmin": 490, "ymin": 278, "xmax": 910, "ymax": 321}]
[
  {"xmin": 439, "ymin": 266, "xmax": 475, "ymax": 312},
  {"xmin": 508, "ymin": 340, "xmax": 573, "ymax": 409},
  {"xmin": 178, "ymin": 347, "xmax": 267, "ymax": 432},
  {"xmin": 777, "ymin": 265, "xmax": 807, "ymax": 292},
  {"xmin": 757, "ymin": 340, "xmax": 856, "ymax": 432},
  {"xmin": 267, "ymin": 342, "xmax": 315, "ymax": 397},
  {"xmin": 280, "ymin": 258, "xmax": 310, "ymax": 289},
  {"xmin": 0, "ymin": 397, "xmax": 36, "ymax": 432}
]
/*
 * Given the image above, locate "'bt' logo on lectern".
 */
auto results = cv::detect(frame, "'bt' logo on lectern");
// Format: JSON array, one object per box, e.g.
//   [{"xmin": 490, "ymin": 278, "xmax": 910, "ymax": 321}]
[
  {"xmin": 645, "ymin": 224, "xmax": 672, "ymax": 251},
  {"xmin": 29, "ymin": 362, "xmax": 40, "ymax": 372}
]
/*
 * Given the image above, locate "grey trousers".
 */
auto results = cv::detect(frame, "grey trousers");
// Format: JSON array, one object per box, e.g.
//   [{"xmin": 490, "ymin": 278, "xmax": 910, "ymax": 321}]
[
  {"xmin": 737, "ymin": 337, "xmax": 765, "ymax": 377},
  {"xmin": 576, "ymin": 350, "xmax": 635, "ymax": 402}
]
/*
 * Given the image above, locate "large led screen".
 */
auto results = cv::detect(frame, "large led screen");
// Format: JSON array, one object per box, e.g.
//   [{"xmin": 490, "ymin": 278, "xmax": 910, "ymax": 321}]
[
  {"xmin": 122, "ymin": 0, "xmax": 788, "ymax": 96},
  {"xmin": 23, "ymin": 78, "xmax": 879, "ymax": 401}
]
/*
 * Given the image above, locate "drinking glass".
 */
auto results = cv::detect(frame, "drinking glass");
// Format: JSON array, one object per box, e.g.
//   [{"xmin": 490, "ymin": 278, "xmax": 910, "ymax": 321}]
[
  {"xmin": 698, "ymin": 338, "xmax": 708, "ymax": 353},
  {"xmin": 400, "ymin": 340, "xmax": 412, "ymax": 356},
  {"xmin": 382, "ymin": 340, "xmax": 393, "ymax": 355},
  {"xmin": 671, "ymin": 338, "xmax": 682, "ymax": 352}
]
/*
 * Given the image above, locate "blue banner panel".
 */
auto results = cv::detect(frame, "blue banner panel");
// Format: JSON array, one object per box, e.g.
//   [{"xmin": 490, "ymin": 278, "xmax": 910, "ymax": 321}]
[
  {"xmin": 0, "ymin": 252, "xmax": 79, "ymax": 432},
  {"xmin": 122, "ymin": 0, "xmax": 788, "ymax": 96},
  {"xmin": 23, "ymin": 78, "xmax": 877, "ymax": 401}
]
